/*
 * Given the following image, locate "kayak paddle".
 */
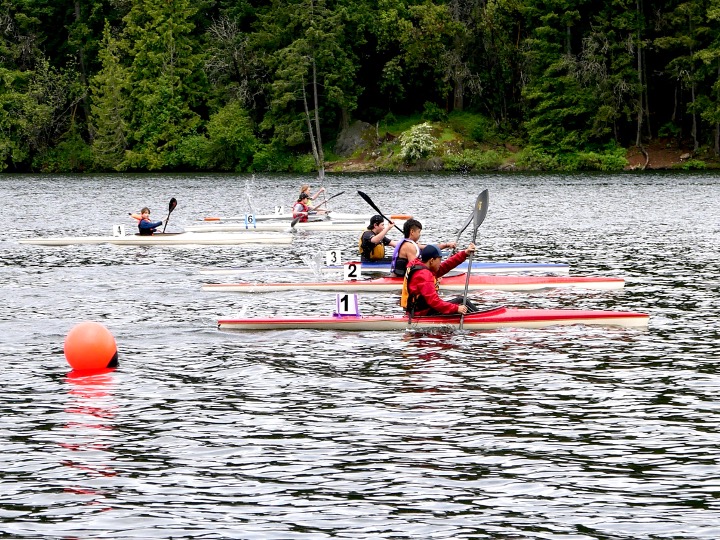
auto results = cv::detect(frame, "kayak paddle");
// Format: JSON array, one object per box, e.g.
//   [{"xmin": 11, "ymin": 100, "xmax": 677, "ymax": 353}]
[
  {"xmin": 290, "ymin": 191, "xmax": 346, "ymax": 229},
  {"xmin": 357, "ymin": 191, "xmax": 404, "ymax": 233},
  {"xmin": 460, "ymin": 189, "xmax": 489, "ymax": 330},
  {"xmin": 453, "ymin": 210, "xmax": 474, "ymax": 253},
  {"xmin": 162, "ymin": 198, "xmax": 177, "ymax": 233}
]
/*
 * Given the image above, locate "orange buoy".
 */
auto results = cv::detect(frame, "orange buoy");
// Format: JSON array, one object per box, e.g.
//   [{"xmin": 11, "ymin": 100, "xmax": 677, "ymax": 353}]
[{"xmin": 64, "ymin": 322, "xmax": 118, "ymax": 372}]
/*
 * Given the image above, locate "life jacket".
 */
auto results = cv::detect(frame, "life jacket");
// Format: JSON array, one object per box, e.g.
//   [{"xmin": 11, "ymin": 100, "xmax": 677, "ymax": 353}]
[
  {"xmin": 138, "ymin": 218, "xmax": 155, "ymax": 236},
  {"xmin": 358, "ymin": 230, "xmax": 386, "ymax": 260},
  {"xmin": 391, "ymin": 238, "xmax": 420, "ymax": 276},
  {"xmin": 293, "ymin": 201, "xmax": 309, "ymax": 222},
  {"xmin": 400, "ymin": 263, "xmax": 439, "ymax": 313}
]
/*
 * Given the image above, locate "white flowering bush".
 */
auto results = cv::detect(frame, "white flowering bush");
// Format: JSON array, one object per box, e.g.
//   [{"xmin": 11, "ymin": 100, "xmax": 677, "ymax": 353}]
[{"xmin": 399, "ymin": 122, "xmax": 437, "ymax": 162}]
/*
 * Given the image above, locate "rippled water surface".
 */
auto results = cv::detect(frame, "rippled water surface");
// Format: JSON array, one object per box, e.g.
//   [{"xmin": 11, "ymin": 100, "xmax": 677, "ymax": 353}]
[{"xmin": 1, "ymin": 172, "xmax": 719, "ymax": 539}]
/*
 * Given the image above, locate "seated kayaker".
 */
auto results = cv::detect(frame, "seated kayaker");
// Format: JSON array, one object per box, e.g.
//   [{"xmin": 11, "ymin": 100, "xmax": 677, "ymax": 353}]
[
  {"xmin": 137, "ymin": 207, "xmax": 163, "ymax": 236},
  {"xmin": 390, "ymin": 219, "xmax": 457, "ymax": 277},
  {"xmin": 359, "ymin": 215, "xmax": 397, "ymax": 263},
  {"xmin": 298, "ymin": 184, "xmax": 328, "ymax": 215},
  {"xmin": 292, "ymin": 193, "xmax": 311, "ymax": 223},
  {"xmin": 401, "ymin": 244, "xmax": 479, "ymax": 316}
]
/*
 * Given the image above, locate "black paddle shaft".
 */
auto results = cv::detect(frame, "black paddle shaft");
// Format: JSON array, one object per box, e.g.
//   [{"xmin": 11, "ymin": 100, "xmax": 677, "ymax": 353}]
[{"xmin": 357, "ymin": 191, "xmax": 403, "ymax": 233}]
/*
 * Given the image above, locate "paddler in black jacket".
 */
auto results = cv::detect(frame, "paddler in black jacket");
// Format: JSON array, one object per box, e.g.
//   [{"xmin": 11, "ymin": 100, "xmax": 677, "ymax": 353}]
[{"xmin": 359, "ymin": 215, "xmax": 398, "ymax": 263}]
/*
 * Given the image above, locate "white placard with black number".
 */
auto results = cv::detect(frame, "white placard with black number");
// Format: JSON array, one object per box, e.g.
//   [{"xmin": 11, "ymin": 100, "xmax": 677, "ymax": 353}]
[
  {"xmin": 245, "ymin": 214, "xmax": 256, "ymax": 228},
  {"xmin": 336, "ymin": 293, "xmax": 360, "ymax": 316},
  {"xmin": 112, "ymin": 224, "xmax": 125, "ymax": 237},
  {"xmin": 325, "ymin": 249, "xmax": 342, "ymax": 266},
  {"xmin": 344, "ymin": 261, "xmax": 361, "ymax": 281}
]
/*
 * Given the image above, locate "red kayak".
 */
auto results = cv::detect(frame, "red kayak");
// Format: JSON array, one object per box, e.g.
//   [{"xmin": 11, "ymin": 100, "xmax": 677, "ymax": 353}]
[
  {"xmin": 203, "ymin": 273, "xmax": 625, "ymax": 293},
  {"xmin": 218, "ymin": 306, "xmax": 649, "ymax": 331}
]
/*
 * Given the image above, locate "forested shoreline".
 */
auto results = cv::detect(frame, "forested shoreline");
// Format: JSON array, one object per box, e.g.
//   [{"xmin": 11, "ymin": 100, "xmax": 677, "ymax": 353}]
[{"xmin": 1, "ymin": 0, "xmax": 719, "ymax": 173}]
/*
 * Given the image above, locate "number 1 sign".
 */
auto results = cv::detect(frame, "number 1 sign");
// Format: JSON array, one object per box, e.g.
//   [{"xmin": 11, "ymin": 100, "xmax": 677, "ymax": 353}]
[{"xmin": 335, "ymin": 293, "xmax": 361, "ymax": 317}]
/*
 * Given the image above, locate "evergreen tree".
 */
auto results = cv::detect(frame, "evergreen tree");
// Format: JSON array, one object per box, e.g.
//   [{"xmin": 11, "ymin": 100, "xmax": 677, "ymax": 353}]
[
  {"xmin": 121, "ymin": 0, "xmax": 207, "ymax": 170},
  {"xmin": 90, "ymin": 22, "xmax": 130, "ymax": 170}
]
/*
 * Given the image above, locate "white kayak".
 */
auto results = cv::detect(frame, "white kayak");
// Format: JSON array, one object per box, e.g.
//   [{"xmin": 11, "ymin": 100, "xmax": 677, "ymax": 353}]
[
  {"xmin": 185, "ymin": 221, "xmax": 371, "ymax": 233},
  {"xmin": 203, "ymin": 274, "xmax": 625, "ymax": 293},
  {"xmin": 218, "ymin": 306, "xmax": 649, "ymax": 331},
  {"xmin": 202, "ymin": 212, "xmax": 412, "ymax": 223},
  {"xmin": 18, "ymin": 231, "xmax": 294, "ymax": 246},
  {"xmin": 199, "ymin": 261, "xmax": 571, "ymax": 276}
]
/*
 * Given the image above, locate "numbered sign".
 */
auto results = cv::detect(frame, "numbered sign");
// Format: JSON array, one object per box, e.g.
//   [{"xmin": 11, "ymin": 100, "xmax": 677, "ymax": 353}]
[
  {"xmin": 335, "ymin": 293, "xmax": 361, "ymax": 317},
  {"xmin": 112, "ymin": 224, "xmax": 125, "ymax": 237},
  {"xmin": 344, "ymin": 261, "xmax": 361, "ymax": 281},
  {"xmin": 274, "ymin": 205, "xmax": 284, "ymax": 215},
  {"xmin": 244, "ymin": 214, "xmax": 256, "ymax": 229},
  {"xmin": 325, "ymin": 249, "xmax": 342, "ymax": 266}
]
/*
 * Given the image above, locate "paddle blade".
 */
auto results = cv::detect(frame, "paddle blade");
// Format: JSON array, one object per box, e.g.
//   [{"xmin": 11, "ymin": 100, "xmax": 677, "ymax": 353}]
[
  {"xmin": 472, "ymin": 190, "xmax": 489, "ymax": 233},
  {"xmin": 163, "ymin": 198, "xmax": 177, "ymax": 233}
]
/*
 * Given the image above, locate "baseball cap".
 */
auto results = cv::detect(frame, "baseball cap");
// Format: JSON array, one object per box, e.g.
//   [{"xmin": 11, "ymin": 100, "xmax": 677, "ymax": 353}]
[
  {"xmin": 421, "ymin": 244, "xmax": 442, "ymax": 262},
  {"xmin": 369, "ymin": 215, "xmax": 384, "ymax": 226}
]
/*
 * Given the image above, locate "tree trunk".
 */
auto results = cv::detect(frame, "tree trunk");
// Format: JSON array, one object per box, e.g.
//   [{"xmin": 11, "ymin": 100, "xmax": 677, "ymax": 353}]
[
  {"xmin": 75, "ymin": 0, "xmax": 92, "ymax": 140},
  {"xmin": 311, "ymin": 57, "xmax": 325, "ymax": 181},
  {"xmin": 453, "ymin": 78, "xmax": 464, "ymax": 111}
]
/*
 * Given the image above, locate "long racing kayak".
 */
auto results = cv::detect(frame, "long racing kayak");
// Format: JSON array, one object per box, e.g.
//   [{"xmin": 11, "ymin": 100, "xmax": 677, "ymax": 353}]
[
  {"xmin": 203, "ymin": 212, "xmax": 412, "ymax": 222},
  {"xmin": 203, "ymin": 273, "xmax": 624, "ymax": 293},
  {"xmin": 19, "ymin": 231, "xmax": 294, "ymax": 246},
  {"xmin": 217, "ymin": 306, "xmax": 649, "ymax": 331},
  {"xmin": 186, "ymin": 221, "xmax": 375, "ymax": 233},
  {"xmin": 199, "ymin": 261, "xmax": 571, "ymax": 276}
]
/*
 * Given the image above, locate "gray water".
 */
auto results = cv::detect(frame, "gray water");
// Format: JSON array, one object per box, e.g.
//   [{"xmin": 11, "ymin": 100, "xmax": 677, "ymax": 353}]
[{"xmin": 1, "ymin": 172, "xmax": 719, "ymax": 539}]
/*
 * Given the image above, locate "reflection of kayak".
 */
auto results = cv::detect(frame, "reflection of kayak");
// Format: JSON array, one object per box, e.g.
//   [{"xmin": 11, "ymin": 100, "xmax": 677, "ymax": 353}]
[
  {"xmin": 199, "ymin": 261, "xmax": 571, "ymax": 276},
  {"xmin": 186, "ymin": 221, "xmax": 370, "ymax": 232},
  {"xmin": 18, "ymin": 231, "xmax": 294, "ymax": 246},
  {"xmin": 217, "ymin": 306, "xmax": 649, "ymax": 331},
  {"xmin": 203, "ymin": 274, "xmax": 624, "ymax": 293},
  {"xmin": 203, "ymin": 212, "xmax": 412, "ymax": 222}
]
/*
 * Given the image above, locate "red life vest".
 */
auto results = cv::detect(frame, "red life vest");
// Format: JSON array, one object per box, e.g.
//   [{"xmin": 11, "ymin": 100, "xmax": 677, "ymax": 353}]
[{"xmin": 293, "ymin": 201, "xmax": 309, "ymax": 222}]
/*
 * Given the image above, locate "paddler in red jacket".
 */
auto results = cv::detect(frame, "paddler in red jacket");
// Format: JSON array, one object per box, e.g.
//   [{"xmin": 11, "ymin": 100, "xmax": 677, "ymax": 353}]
[{"xmin": 401, "ymin": 243, "xmax": 478, "ymax": 316}]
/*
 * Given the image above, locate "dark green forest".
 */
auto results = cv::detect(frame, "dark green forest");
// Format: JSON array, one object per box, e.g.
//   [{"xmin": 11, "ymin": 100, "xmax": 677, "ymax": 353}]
[{"xmin": 1, "ymin": 0, "xmax": 719, "ymax": 173}]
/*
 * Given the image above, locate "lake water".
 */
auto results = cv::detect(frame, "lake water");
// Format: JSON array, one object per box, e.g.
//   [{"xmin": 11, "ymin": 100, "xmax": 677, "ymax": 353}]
[{"xmin": 1, "ymin": 172, "xmax": 719, "ymax": 539}]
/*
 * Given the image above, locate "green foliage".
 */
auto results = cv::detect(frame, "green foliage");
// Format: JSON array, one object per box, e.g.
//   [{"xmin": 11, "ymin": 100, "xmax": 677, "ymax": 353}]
[
  {"xmin": 515, "ymin": 144, "xmax": 627, "ymax": 172},
  {"xmin": 658, "ymin": 122, "xmax": 681, "ymax": 139},
  {"xmin": 90, "ymin": 23, "xmax": 129, "ymax": 171},
  {"xmin": 676, "ymin": 159, "xmax": 707, "ymax": 170},
  {"xmin": 442, "ymin": 149, "xmax": 503, "ymax": 171},
  {"xmin": 421, "ymin": 101, "xmax": 447, "ymax": 122},
  {"xmin": 251, "ymin": 141, "xmax": 295, "ymax": 172},
  {"xmin": 290, "ymin": 153, "xmax": 317, "ymax": 173},
  {"xmin": 121, "ymin": 0, "xmax": 207, "ymax": 170},
  {"xmin": 398, "ymin": 122, "xmax": 437, "ymax": 162},
  {"xmin": 206, "ymin": 102, "xmax": 257, "ymax": 171},
  {"xmin": 447, "ymin": 111, "xmax": 496, "ymax": 143},
  {"xmin": 32, "ymin": 124, "xmax": 94, "ymax": 172}
]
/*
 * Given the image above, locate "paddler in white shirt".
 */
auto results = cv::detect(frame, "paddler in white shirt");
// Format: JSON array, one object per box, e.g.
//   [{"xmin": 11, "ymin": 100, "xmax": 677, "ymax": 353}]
[{"xmin": 390, "ymin": 219, "xmax": 457, "ymax": 277}]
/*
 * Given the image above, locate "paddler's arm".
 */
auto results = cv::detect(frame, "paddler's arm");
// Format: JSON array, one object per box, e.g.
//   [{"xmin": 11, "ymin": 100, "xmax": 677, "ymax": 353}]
[
  {"xmin": 437, "ymin": 243, "xmax": 475, "ymax": 277},
  {"xmin": 370, "ymin": 220, "xmax": 394, "ymax": 243}
]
